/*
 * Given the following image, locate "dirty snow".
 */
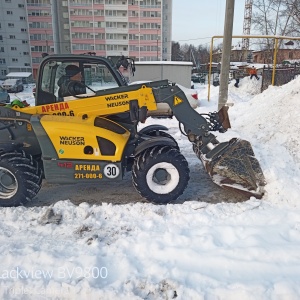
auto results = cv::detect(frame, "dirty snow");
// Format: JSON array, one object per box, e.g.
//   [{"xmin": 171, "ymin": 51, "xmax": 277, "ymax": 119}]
[{"xmin": 1, "ymin": 76, "xmax": 300, "ymax": 299}]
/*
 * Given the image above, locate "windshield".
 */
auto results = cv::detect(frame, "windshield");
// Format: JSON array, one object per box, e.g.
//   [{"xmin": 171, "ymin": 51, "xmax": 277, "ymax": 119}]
[{"xmin": 3, "ymin": 79, "xmax": 17, "ymax": 85}]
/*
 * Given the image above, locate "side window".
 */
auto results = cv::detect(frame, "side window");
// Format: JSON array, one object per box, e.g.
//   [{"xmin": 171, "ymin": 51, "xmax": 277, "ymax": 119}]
[
  {"xmin": 38, "ymin": 61, "xmax": 61, "ymax": 104},
  {"xmin": 39, "ymin": 60, "xmax": 121, "ymax": 104},
  {"xmin": 41, "ymin": 61, "xmax": 56, "ymax": 93},
  {"xmin": 83, "ymin": 62, "xmax": 119, "ymax": 92}
]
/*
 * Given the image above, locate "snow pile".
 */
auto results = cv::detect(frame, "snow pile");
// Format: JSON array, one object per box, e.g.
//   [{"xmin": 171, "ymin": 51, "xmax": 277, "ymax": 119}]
[
  {"xmin": 1, "ymin": 78, "xmax": 300, "ymax": 299},
  {"xmin": 231, "ymin": 75, "xmax": 262, "ymax": 96},
  {"xmin": 228, "ymin": 76, "xmax": 300, "ymax": 207},
  {"xmin": 1, "ymin": 200, "xmax": 300, "ymax": 299}
]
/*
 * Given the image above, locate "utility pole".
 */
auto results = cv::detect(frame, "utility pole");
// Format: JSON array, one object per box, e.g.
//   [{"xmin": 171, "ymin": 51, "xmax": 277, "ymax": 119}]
[
  {"xmin": 156, "ymin": 25, "xmax": 160, "ymax": 60},
  {"xmin": 218, "ymin": 0, "xmax": 235, "ymax": 110}
]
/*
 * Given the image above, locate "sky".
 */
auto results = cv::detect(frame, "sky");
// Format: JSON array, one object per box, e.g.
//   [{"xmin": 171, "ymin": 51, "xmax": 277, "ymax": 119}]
[
  {"xmin": 172, "ymin": 0, "xmax": 246, "ymax": 46},
  {"xmin": 1, "ymin": 75, "xmax": 300, "ymax": 298}
]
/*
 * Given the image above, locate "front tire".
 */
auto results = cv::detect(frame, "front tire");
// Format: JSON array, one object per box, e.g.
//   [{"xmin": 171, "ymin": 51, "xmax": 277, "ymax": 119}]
[
  {"xmin": 0, "ymin": 151, "xmax": 43, "ymax": 207},
  {"xmin": 132, "ymin": 146, "xmax": 189, "ymax": 204},
  {"xmin": 145, "ymin": 130, "xmax": 179, "ymax": 149}
]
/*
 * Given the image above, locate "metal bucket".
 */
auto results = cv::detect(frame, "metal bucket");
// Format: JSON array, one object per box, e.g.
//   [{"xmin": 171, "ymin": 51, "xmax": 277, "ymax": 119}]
[{"xmin": 200, "ymin": 138, "xmax": 266, "ymax": 198}]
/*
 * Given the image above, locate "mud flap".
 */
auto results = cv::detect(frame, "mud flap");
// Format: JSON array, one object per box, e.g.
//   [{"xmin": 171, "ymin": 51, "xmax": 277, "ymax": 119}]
[{"xmin": 200, "ymin": 138, "xmax": 266, "ymax": 199}]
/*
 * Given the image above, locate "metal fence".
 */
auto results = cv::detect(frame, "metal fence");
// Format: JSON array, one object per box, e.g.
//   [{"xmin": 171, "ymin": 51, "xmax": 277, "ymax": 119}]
[{"xmin": 261, "ymin": 65, "xmax": 300, "ymax": 92}]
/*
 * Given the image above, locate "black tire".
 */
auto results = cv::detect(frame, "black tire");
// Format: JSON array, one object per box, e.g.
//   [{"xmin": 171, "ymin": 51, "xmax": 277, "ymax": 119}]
[
  {"xmin": 145, "ymin": 130, "xmax": 179, "ymax": 149},
  {"xmin": 0, "ymin": 151, "xmax": 43, "ymax": 207},
  {"xmin": 132, "ymin": 146, "xmax": 190, "ymax": 204}
]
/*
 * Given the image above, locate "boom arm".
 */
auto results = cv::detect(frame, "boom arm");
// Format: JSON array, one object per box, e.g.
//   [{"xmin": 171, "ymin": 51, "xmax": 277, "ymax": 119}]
[{"xmin": 150, "ymin": 83, "xmax": 230, "ymax": 144}]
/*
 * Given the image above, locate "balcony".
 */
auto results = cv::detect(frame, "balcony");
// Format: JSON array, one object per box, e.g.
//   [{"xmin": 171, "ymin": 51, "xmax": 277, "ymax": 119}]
[{"xmin": 105, "ymin": 27, "xmax": 128, "ymax": 34}]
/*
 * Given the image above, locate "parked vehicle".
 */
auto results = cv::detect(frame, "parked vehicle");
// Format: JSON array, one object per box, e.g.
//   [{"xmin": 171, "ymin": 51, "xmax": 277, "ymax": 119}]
[
  {"xmin": 176, "ymin": 83, "xmax": 199, "ymax": 108},
  {"xmin": 0, "ymin": 86, "xmax": 10, "ymax": 104},
  {"xmin": 191, "ymin": 73, "xmax": 205, "ymax": 83},
  {"xmin": 1, "ymin": 79, "xmax": 24, "ymax": 93}
]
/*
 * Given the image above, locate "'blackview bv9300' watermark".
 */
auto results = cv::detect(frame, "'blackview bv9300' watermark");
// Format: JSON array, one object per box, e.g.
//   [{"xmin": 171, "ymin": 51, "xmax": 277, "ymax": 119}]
[{"xmin": 0, "ymin": 266, "xmax": 108, "ymax": 280}]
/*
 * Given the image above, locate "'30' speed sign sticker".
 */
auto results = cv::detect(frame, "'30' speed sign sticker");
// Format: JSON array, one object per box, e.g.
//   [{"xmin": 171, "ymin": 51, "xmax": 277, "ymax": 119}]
[{"xmin": 103, "ymin": 164, "xmax": 120, "ymax": 179}]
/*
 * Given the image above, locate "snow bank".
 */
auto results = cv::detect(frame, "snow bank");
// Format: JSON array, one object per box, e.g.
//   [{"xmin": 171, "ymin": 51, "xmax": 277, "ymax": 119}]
[
  {"xmin": 1, "ymin": 200, "xmax": 300, "ymax": 299},
  {"xmin": 1, "ymin": 76, "xmax": 300, "ymax": 299},
  {"xmin": 228, "ymin": 76, "xmax": 300, "ymax": 207}
]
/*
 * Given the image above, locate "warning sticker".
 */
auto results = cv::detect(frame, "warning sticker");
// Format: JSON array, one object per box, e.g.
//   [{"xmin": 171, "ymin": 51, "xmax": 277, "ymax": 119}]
[{"xmin": 173, "ymin": 96, "xmax": 183, "ymax": 106}]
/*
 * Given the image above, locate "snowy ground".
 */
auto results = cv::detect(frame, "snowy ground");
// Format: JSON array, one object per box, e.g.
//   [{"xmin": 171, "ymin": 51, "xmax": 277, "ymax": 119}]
[{"xmin": 1, "ymin": 77, "xmax": 300, "ymax": 299}]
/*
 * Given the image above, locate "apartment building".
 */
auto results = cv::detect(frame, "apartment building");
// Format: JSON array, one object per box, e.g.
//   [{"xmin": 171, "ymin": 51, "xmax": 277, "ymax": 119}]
[
  {"xmin": 0, "ymin": 0, "xmax": 32, "ymax": 78},
  {"xmin": 1, "ymin": 0, "xmax": 172, "ymax": 79}
]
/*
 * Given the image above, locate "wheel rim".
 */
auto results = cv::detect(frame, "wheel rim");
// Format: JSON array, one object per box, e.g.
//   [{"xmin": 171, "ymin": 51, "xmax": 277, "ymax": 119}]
[
  {"xmin": 0, "ymin": 167, "xmax": 18, "ymax": 199},
  {"xmin": 146, "ymin": 162, "xmax": 180, "ymax": 194}
]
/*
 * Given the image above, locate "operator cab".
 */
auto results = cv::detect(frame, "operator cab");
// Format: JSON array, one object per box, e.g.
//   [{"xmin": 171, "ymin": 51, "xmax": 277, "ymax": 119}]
[{"xmin": 35, "ymin": 54, "xmax": 131, "ymax": 106}]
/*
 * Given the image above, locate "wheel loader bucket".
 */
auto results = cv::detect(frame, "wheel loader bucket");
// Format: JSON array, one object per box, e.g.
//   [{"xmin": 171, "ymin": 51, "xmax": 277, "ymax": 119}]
[{"xmin": 200, "ymin": 138, "xmax": 266, "ymax": 199}]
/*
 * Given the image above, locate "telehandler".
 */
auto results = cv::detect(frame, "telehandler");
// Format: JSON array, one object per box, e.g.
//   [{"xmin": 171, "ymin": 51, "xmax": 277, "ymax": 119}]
[{"xmin": 0, "ymin": 54, "xmax": 265, "ymax": 207}]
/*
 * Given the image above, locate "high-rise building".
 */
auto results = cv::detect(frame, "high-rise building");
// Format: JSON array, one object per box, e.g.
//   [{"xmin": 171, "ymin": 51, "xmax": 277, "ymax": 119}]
[
  {"xmin": 0, "ymin": 0, "xmax": 32, "ymax": 78},
  {"xmin": 0, "ymin": 0, "xmax": 172, "ymax": 79}
]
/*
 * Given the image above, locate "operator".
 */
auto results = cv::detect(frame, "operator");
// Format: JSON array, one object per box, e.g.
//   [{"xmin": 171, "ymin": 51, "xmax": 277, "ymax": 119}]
[{"xmin": 57, "ymin": 65, "xmax": 86, "ymax": 101}]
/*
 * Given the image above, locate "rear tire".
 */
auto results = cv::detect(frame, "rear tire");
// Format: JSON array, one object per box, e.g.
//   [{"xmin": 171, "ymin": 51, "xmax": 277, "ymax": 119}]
[
  {"xmin": 132, "ymin": 146, "xmax": 189, "ymax": 204},
  {"xmin": 0, "ymin": 151, "xmax": 43, "ymax": 207}
]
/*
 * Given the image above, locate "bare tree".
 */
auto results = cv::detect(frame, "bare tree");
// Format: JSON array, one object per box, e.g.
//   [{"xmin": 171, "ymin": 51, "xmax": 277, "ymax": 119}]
[
  {"xmin": 251, "ymin": 0, "xmax": 300, "ymax": 62},
  {"xmin": 171, "ymin": 42, "xmax": 211, "ymax": 67},
  {"xmin": 282, "ymin": 0, "xmax": 300, "ymax": 37}
]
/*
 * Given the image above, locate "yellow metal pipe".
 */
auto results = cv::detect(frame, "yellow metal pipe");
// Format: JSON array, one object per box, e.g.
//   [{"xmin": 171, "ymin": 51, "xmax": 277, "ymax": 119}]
[
  {"xmin": 272, "ymin": 37, "xmax": 279, "ymax": 86},
  {"xmin": 208, "ymin": 37, "xmax": 214, "ymax": 101}
]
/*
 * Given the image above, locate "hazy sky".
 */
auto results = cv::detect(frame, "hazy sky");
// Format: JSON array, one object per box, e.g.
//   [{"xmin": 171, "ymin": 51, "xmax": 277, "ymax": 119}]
[{"xmin": 172, "ymin": 0, "xmax": 246, "ymax": 46}]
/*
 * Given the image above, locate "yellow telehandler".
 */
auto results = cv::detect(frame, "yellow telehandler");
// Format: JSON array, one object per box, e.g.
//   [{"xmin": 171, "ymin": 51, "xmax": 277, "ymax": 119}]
[{"xmin": 0, "ymin": 54, "xmax": 265, "ymax": 206}]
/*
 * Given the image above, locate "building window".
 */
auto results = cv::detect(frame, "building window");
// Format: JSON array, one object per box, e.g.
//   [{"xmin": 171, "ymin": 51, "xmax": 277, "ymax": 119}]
[
  {"xmin": 21, "ymin": 28, "xmax": 27, "ymax": 32},
  {"xmin": 0, "ymin": 47, "xmax": 4, "ymax": 52},
  {"xmin": 11, "ymin": 47, "xmax": 17, "ymax": 50},
  {"xmin": 28, "ymin": 10, "xmax": 50, "ymax": 17},
  {"xmin": 5, "ymin": 0, "xmax": 11, "ymax": 2},
  {"xmin": 1, "ymin": 70, "xmax": 7, "ymax": 76},
  {"xmin": 22, "ymin": 40, "xmax": 28, "ymax": 44},
  {"xmin": 24, "ymin": 63, "xmax": 30, "ymax": 66},
  {"xmin": 20, "ymin": 16, "xmax": 26, "ymax": 20},
  {"xmin": 9, "ymin": 35, "xmax": 16, "ymax": 39},
  {"xmin": 23, "ymin": 52, "xmax": 29, "ymax": 55},
  {"xmin": 7, "ymin": 11, "xmax": 13, "ymax": 15},
  {"xmin": 0, "ymin": 59, "xmax": 6, "ymax": 64},
  {"xmin": 18, "ymin": 4, "xmax": 25, "ymax": 7},
  {"xmin": 12, "ymin": 58, "xmax": 18, "ymax": 62},
  {"xmin": 31, "ymin": 45, "xmax": 49, "ymax": 52},
  {"xmin": 29, "ymin": 22, "xmax": 51, "ymax": 29},
  {"xmin": 8, "ymin": 23, "xmax": 14, "ymax": 28}
]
